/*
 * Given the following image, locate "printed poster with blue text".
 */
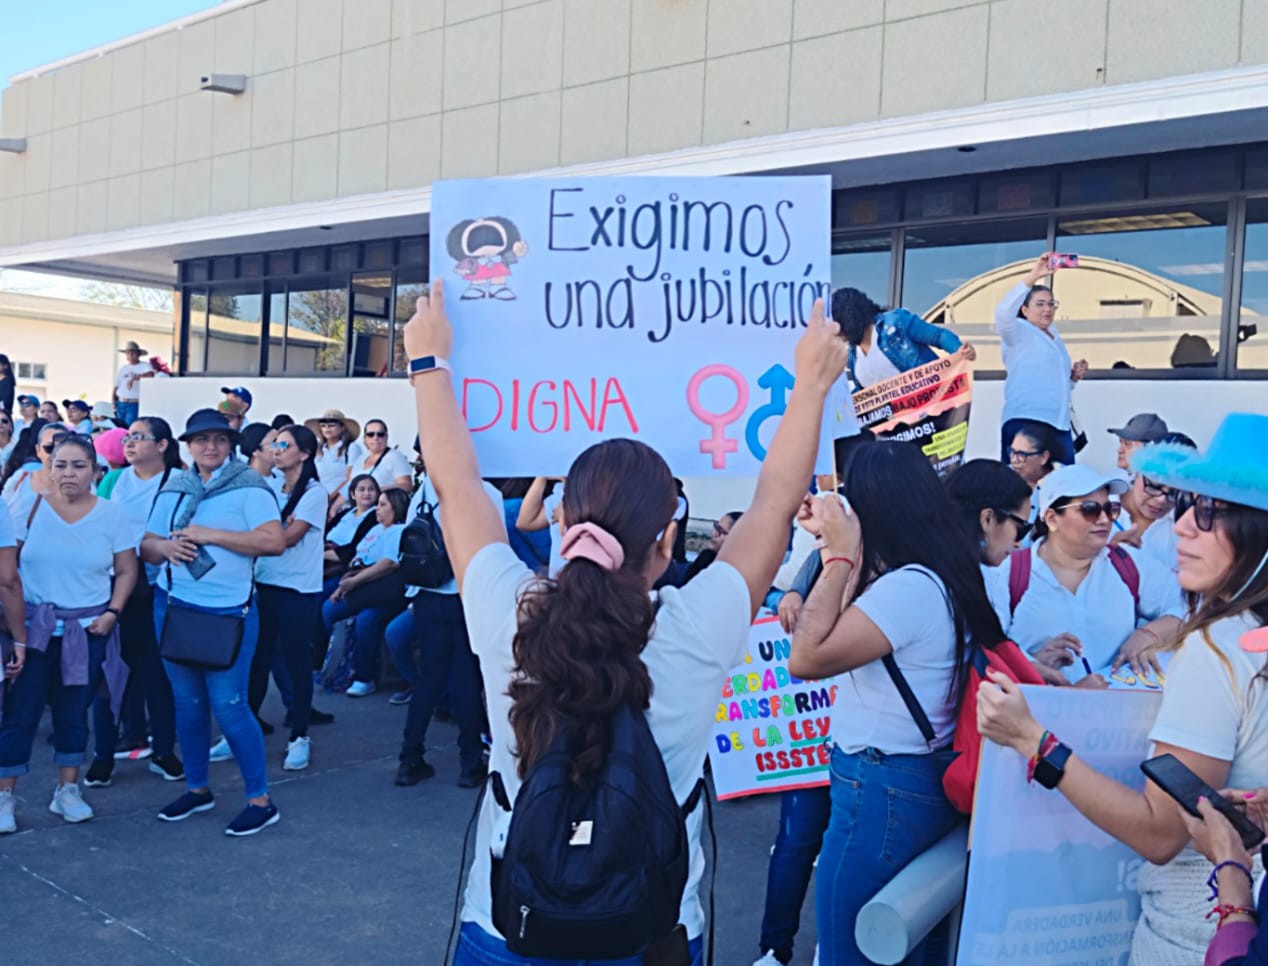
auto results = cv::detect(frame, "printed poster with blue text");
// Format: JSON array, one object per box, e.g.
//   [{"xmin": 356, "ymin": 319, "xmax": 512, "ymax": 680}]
[
  {"xmin": 708, "ymin": 616, "xmax": 840, "ymax": 800},
  {"xmin": 430, "ymin": 176, "xmax": 832, "ymax": 476}
]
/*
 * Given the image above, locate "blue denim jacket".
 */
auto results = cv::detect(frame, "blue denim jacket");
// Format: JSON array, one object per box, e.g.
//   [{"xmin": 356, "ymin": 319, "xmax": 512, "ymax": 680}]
[{"xmin": 847, "ymin": 308, "xmax": 962, "ymax": 391}]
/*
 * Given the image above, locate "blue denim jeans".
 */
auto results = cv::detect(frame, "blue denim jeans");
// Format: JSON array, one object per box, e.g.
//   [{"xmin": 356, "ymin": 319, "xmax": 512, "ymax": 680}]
[
  {"xmin": 116, "ymin": 400, "xmax": 140, "ymax": 427},
  {"xmin": 385, "ymin": 607, "xmax": 418, "ymax": 685},
  {"xmin": 0, "ymin": 634, "xmax": 107, "ymax": 776},
  {"xmin": 155, "ymin": 589, "xmax": 268, "ymax": 799},
  {"xmin": 815, "ymin": 745, "xmax": 959, "ymax": 966},
  {"xmin": 321, "ymin": 596, "xmax": 400, "ymax": 684},
  {"xmin": 758, "ymin": 786, "xmax": 831, "ymax": 963},
  {"xmin": 454, "ymin": 922, "xmax": 703, "ymax": 966}
]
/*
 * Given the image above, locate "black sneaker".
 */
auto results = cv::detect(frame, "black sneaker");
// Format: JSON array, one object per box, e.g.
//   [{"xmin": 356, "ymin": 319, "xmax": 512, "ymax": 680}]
[
  {"xmin": 395, "ymin": 759, "xmax": 436, "ymax": 786},
  {"xmin": 148, "ymin": 754, "xmax": 185, "ymax": 782},
  {"xmin": 225, "ymin": 802, "xmax": 280, "ymax": 837},
  {"xmin": 84, "ymin": 759, "xmax": 114, "ymax": 788},
  {"xmin": 157, "ymin": 790, "xmax": 215, "ymax": 822},
  {"xmin": 458, "ymin": 761, "xmax": 488, "ymax": 789},
  {"xmin": 284, "ymin": 708, "xmax": 335, "ymax": 728},
  {"xmin": 255, "ymin": 715, "xmax": 275, "ymax": 736}
]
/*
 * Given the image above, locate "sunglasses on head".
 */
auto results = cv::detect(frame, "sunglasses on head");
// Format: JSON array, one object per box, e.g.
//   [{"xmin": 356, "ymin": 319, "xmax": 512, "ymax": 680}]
[
  {"xmin": 1175, "ymin": 492, "xmax": 1233, "ymax": 533},
  {"xmin": 1053, "ymin": 499, "xmax": 1122, "ymax": 523},
  {"xmin": 40, "ymin": 432, "xmax": 71, "ymax": 454},
  {"xmin": 996, "ymin": 509, "xmax": 1034, "ymax": 541},
  {"xmin": 364, "ymin": 430, "xmax": 387, "ymax": 438}
]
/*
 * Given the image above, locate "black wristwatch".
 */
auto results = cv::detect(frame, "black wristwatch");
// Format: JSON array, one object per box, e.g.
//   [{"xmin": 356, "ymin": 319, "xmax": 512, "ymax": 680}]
[
  {"xmin": 1034, "ymin": 742, "xmax": 1073, "ymax": 789},
  {"xmin": 106, "ymin": 606, "xmax": 121, "ymax": 618}
]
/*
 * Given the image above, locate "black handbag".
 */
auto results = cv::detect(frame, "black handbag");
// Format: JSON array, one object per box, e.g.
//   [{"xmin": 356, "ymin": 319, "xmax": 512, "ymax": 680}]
[
  {"xmin": 341, "ymin": 568, "xmax": 407, "ymax": 612},
  {"xmin": 159, "ymin": 599, "xmax": 246, "ymax": 670}
]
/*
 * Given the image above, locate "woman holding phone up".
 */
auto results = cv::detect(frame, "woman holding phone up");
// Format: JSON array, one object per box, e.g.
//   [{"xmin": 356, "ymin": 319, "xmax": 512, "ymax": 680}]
[{"xmin": 977, "ymin": 412, "xmax": 1268, "ymax": 965}]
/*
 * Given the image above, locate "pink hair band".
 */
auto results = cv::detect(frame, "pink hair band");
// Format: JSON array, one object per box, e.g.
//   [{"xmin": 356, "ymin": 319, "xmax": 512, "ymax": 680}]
[{"xmin": 560, "ymin": 522, "xmax": 625, "ymax": 572}]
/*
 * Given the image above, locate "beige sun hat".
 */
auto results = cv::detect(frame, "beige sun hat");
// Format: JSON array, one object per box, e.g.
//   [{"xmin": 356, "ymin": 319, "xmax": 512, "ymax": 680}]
[{"xmin": 305, "ymin": 408, "xmax": 361, "ymax": 440}]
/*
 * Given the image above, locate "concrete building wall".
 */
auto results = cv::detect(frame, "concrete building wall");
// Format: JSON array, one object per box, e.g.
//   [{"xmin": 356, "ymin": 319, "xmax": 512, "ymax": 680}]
[{"xmin": 0, "ymin": 0, "xmax": 1263, "ymax": 249}]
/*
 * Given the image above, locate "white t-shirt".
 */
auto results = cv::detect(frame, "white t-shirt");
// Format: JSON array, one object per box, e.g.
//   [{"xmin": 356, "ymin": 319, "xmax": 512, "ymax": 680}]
[
  {"xmin": 343, "ymin": 447, "xmax": 411, "ymax": 496},
  {"xmin": 1140, "ymin": 514, "xmax": 1180, "ymax": 573},
  {"xmin": 460, "ymin": 542, "xmax": 752, "ymax": 942},
  {"xmin": 315, "ymin": 440, "xmax": 364, "ymax": 494},
  {"xmin": 832, "ymin": 566, "xmax": 959, "ymax": 755},
  {"xmin": 824, "ymin": 372, "xmax": 861, "ymax": 442},
  {"xmin": 327, "ymin": 505, "xmax": 374, "ymax": 547},
  {"xmin": 0, "ymin": 504, "xmax": 15, "ymax": 548},
  {"xmin": 109, "ymin": 466, "xmax": 170, "ymax": 547},
  {"xmin": 256, "ymin": 476, "xmax": 327, "ymax": 594},
  {"xmin": 543, "ymin": 489, "xmax": 566, "ymax": 577},
  {"xmin": 990, "ymin": 543, "xmax": 1185, "ymax": 680},
  {"xmin": 853, "ymin": 339, "xmax": 902, "ymax": 388},
  {"xmin": 116, "ymin": 361, "xmax": 151, "ymax": 401},
  {"xmin": 19, "ymin": 497, "xmax": 134, "ymax": 632},
  {"xmin": 406, "ymin": 477, "xmax": 505, "ymax": 596},
  {"xmin": 3, "ymin": 461, "xmax": 42, "ymax": 533},
  {"xmin": 69, "ymin": 420, "xmax": 93, "ymax": 436},
  {"xmin": 353, "ymin": 522, "xmax": 404, "ymax": 567},
  {"xmin": 146, "ymin": 472, "xmax": 281, "ymax": 608}
]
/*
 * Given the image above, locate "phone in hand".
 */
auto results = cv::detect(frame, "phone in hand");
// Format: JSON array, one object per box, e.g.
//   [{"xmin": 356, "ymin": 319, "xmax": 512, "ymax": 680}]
[
  {"xmin": 1049, "ymin": 253, "xmax": 1079, "ymax": 269},
  {"xmin": 185, "ymin": 546, "xmax": 217, "ymax": 581},
  {"xmin": 1141, "ymin": 753, "xmax": 1266, "ymax": 849}
]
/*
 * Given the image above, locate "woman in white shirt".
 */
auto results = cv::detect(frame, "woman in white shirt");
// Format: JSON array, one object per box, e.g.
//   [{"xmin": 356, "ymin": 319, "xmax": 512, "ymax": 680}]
[
  {"xmin": 997, "ymin": 463, "xmax": 1183, "ymax": 684},
  {"xmin": 254, "ymin": 425, "xmax": 328, "ymax": 772},
  {"xmin": 330, "ymin": 420, "xmax": 412, "ymax": 516},
  {"xmin": 305, "ymin": 409, "xmax": 363, "ymax": 498},
  {"xmin": 400, "ymin": 281, "xmax": 845, "ymax": 965},
  {"xmin": 2, "ymin": 422, "xmax": 67, "ymax": 531},
  {"xmin": 0, "ymin": 434, "xmax": 136, "ymax": 833},
  {"xmin": 325, "ymin": 474, "xmax": 382, "ymax": 567},
  {"xmin": 789, "ymin": 441, "xmax": 1007, "ymax": 965},
  {"xmin": 995, "ymin": 253, "xmax": 1089, "ymax": 465},
  {"xmin": 978, "ymin": 411, "xmax": 1268, "ymax": 966}
]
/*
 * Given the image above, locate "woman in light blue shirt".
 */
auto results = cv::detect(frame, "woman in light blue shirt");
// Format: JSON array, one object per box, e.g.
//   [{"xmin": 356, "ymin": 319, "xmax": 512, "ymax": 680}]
[{"xmin": 995, "ymin": 253, "xmax": 1089, "ymax": 465}]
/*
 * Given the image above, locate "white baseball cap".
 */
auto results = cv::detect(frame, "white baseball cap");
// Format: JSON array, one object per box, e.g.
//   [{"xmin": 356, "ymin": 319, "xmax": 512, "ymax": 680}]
[{"xmin": 1036, "ymin": 464, "xmax": 1129, "ymax": 517}]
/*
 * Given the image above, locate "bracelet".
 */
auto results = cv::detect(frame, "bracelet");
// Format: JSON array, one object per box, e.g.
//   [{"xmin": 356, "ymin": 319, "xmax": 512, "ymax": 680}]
[
  {"xmin": 1027, "ymin": 731, "xmax": 1059, "ymax": 783},
  {"xmin": 1207, "ymin": 903, "xmax": 1258, "ymax": 927},
  {"xmin": 11, "ymin": 642, "xmax": 25, "ymax": 649},
  {"xmin": 1207, "ymin": 861, "xmax": 1256, "ymax": 902},
  {"xmin": 106, "ymin": 607, "xmax": 121, "ymax": 618},
  {"xmin": 822, "ymin": 556, "xmax": 856, "ymax": 570}
]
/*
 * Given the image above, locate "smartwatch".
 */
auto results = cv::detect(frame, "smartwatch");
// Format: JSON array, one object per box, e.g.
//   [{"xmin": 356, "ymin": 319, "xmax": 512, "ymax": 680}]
[
  {"xmin": 408, "ymin": 356, "xmax": 452, "ymax": 382},
  {"xmin": 1034, "ymin": 742, "xmax": 1073, "ymax": 789}
]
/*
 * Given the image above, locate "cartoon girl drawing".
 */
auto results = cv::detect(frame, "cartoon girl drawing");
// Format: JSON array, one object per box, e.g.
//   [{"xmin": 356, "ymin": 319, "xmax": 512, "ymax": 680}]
[{"xmin": 446, "ymin": 216, "xmax": 529, "ymax": 300}]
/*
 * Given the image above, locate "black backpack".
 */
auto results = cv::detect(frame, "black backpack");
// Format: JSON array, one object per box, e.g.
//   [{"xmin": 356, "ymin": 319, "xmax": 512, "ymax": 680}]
[
  {"xmin": 397, "ymin": 487, "xmax": 453, "ymax": 588},
  {"xmin": 488, "ymin": 704, "xmax": 703, "ymax": 961}
]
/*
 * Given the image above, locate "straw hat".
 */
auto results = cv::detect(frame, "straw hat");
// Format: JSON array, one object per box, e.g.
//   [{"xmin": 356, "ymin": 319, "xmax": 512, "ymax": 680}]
[
  {"xmin": 120, "ymin": 340, "xmax": 148, "ymax": 354},
  {"xmin": 305, "ymin": 408, "xmax": 361, "ymax": 440}
]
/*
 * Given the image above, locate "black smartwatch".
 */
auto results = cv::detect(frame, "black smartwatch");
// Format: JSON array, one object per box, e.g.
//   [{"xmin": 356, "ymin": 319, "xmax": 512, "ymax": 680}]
[
  {"xmin": 106, "ymin": 606, "xmax": 121, "ymax": 618},
  {"xmin": 1034, "ymin": 742, "xmax": 1073, "ymax": 789}
]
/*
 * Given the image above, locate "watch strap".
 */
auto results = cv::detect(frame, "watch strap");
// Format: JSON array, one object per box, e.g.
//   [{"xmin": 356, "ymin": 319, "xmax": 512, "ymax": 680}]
[{"xmin": 1036, "ymin": 742, "xmax": 1073, "ymax": 789}]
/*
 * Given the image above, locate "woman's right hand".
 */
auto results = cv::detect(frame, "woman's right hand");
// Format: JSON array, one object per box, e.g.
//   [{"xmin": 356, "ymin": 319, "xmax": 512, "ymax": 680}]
[
  {"xmin": 4, "ymin": 646, "xmax": 24, "ymax": 682},
  {"xmin": 1023, "ymin": 253, "xmax": 1056, "ymax": 287},
  {"xmin": 164, "ymin": 536, "xmax": 199, "ymax": 565},
  {"xmin": 1181, "ymin": 796, "xmax": 1254, "ymax": 870},
  {"xmin": 793, "ymin": 298, "xmax": 847, "ymax": 395},
  {"xmin": 1034, "ymin": 632, "xmax": 1081, "ymax": 669},
  {"xmin": 778, "ymin": 591, "xmax": 804, "ymax": 633}
]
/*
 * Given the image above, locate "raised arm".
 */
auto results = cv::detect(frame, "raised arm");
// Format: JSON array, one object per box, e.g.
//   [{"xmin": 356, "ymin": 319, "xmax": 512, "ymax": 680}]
[
  {"xmin": 717, "ymin": 301, "xmax": 846, "ymax": 619},
  {"xmin": 996, "ymin": 254, "xmax": 1055, "ymax": 346},
  {"xmin": 402, "ymin": 281, "xmax": 507, "ymax": 592},
  {"xmin": 516, "ymin": 477, "xmax": 550, "ymax": 531}
]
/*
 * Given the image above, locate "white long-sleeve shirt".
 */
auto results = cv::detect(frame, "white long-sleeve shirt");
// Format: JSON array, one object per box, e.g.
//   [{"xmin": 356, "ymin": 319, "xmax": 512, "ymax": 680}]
[{"xmin": 995, "ymin": 281, "xmax": 1075, "ymax": 430}]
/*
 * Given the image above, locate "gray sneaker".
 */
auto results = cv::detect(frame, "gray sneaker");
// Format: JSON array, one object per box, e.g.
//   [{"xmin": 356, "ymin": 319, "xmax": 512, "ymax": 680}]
[
  {"xmin": 0, "ymin": 790, "xmax": 15, "ymax": 834},
  {"xmin": 48, "ymin": 783, "xmax": 94, "ymax": 824}
]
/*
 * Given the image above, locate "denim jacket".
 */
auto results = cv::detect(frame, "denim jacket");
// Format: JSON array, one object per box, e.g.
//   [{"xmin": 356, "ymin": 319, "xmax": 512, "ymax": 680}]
[{"xmin": 847, "ymin": 308, "xmax": 963, "ymax": 391}]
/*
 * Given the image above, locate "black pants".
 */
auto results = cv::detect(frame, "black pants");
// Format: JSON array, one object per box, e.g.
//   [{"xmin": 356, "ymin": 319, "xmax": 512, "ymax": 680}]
[
  {"xmin": 400, "ymin": 592, "xmax": 483, "ymax": 769},
  {"xmin": 255, "ymin": 584, "xmax": 322, "ymax": 740}
]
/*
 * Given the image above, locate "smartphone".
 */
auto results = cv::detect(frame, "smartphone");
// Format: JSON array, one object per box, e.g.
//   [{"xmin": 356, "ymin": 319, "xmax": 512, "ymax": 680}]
[
  {"xmin": 185, "ymin": 546, "xmax": 218, "ymax": 581},
  {"xmin": 1049, "ymin": 253, "xmax": 1079, "ymax": 269},
  {"xmin": 1141, "ymin": 753, "xmax": 1266, "ymax": 849}
]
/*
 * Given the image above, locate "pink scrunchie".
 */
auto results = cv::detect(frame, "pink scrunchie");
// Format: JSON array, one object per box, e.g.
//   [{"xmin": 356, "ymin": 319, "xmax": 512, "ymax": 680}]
[{"xmin": 560, "ymin": 522, "xmax": 625, "ymax": 572}]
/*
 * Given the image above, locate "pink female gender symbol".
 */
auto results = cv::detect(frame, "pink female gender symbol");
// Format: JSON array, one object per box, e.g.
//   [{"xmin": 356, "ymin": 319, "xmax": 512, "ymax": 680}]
[{"xmin": 686, "ymin": 365, "xmax": 750, "ymax": 470}]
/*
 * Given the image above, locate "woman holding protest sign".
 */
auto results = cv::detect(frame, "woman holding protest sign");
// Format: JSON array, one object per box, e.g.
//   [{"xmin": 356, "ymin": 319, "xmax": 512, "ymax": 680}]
[
  {"xmin": 788, "ymin": 441, "xmax": 1004, "ymax": 965},
  {"xmin": 977, "ymin": 412, "xmax": 1268, "ymax": 966},
  {"xmin": 400, "ymin": 277, "xmax": 846, "ymax": 965}
]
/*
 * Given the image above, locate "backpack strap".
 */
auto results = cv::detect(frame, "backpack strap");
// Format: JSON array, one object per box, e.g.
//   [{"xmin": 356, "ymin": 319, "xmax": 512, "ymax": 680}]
[
  {"xmin": 680, "ymin": 776, "xmax": 705, "ymax": 819},
  {"xmin": 1107, "ymin": 545, "xmax": 1142, "ymax": 615},
  {"xmin": 881, "ymin": 654, "xmax": 937, "ymax": 747},
  {"xmin": 489, "ymin": 770, "xmax": 512, "ymax": 813},
  {"xmin": 1008, "ymin": 548, "xmax": 1032, "ymax": 617}
]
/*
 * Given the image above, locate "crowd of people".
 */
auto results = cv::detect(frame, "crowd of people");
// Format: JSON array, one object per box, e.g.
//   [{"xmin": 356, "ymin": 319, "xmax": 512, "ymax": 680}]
[{"xmin": 0, "ymin": 252, "xmax": 1264, "ymax": 966}]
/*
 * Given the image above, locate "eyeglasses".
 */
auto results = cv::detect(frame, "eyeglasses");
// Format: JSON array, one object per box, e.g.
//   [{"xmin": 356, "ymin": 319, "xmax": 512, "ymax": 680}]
[
  {"xmin": 270, "ymin": 440, "xmax": 292, "ymax": 451},
  {"xmin": 125, "ymin": 433, "xmax": 157, "ymax": 443},
  {"xmin": 712, "ymin": 522, "xmax": 731, "ymax": 539},
  {"xmin": 1008, "ymin": 447, "xmax": 1042, "ymax": 461},
  {"xmin": 997, "ymin": 510, "xmax": 1034, "ymax": 541},
  {"xmin": 1028, "ymin": 300, "xmax": 1060, "ymax": 310},
  {"xmin": 364, "ymin": 430, "xmax": 387, "ymax": 438},
  {"xmin": 1175, "ymin": 492, "xmax": 1233, "ymax": 533},
  {"xmin": 1141, "ymin": 477, "xmax": 1178, "ymax": 503},
  {"xmin": 1052, "ymin": 499, "xmax": 1122, "ymax": 523}
]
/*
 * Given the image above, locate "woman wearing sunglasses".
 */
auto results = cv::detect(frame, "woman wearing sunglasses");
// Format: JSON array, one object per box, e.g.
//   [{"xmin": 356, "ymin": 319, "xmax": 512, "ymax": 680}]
[
  {"xmin": 2, "ymin": 422, "xmax": 68, "ymax": 533},
  {"xmin": 993, "ymin": 463, "xmax": 1184, "ymax": 684},
  {"xmin": 977, "ymin": 412, "xmax": 1268, "ymax": 965},
  {"xmin": 330, "ymin": 420, "xmax": 412, "ymax": 517}
]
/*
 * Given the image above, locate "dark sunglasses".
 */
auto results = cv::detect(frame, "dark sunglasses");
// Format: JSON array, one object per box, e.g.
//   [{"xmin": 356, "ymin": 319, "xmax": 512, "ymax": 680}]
[
  {"xmin": 1053, "ymin": 499, "xmax": 1122, "ymax": 523},
  {"xmin": 319, "ymin": 419, "xmax": 343, "ymax": 426},
  {"xmin": 1175, "ymin": 492, "xmax": 1234, "ymax": 533},
  {"xmin": 997, "ymin": 510, "xmax": 1034, "ymax": 541},
  {"xmin": 364, "ymin": 430, "xmax": 387, "ymax": 438}
]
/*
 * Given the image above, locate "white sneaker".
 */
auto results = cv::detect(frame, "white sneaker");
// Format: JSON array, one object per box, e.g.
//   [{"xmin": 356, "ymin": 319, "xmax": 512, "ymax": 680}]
[
  {"xmin": 283, "ymin": 736, "xmax": 310, "ymax": 771},
  {"xmin": 208, "ymin": 737, "xmax": 234, "ymax": 762},
  {"xmin": 813, "ymin": 945, "xmax": 819, "ymax": 966},
  {"xmin": 753, "ymin": 952, "xmax": 782, "ymax": 966},
  {"xmin": 0, "ymin": 790, "xmax": 15, "ymax": 834},
  {"xmin": 345, "ymin": 680, "xmax": 376, "ymax": 697},
  {"xmin": 48, "ymin": 783, "xmax": 94, "ymax": 824}
]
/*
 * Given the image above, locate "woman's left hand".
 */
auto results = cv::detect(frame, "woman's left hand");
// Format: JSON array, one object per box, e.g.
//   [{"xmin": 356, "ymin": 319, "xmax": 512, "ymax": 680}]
[
  {"xmin": 957, "ymin": 343, "xmax": 977, "ymax": 363},
  {"xmin": 1071, "ymin": 359, "xmax": 1089, "ymax": 381},
  {"xmin": 977, "ymin": 670, "xmax": 1045, "ymax": 755},
  {"xmin": 403, "ymin": 280, "xmax": 453, "ymax": 362},
  {"xmin": 1181, "ymin": 796, "xmax": 1254, "ymax": 868},
  {"xmin": 87, "ymin": 611, "xmax": 118, "ymax": 636},
  {"xmin": 818, "ymin": 494, "xmax": 862, "ymax": 559},
  {"xmin": 176, "ymin": 524, "xmax": 212, "ymax": 546}
]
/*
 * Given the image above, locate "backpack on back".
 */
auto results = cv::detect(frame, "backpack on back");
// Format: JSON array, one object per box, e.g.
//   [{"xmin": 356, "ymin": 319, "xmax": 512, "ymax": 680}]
[
  {"xmin": 488, "ymin": 704, "xmax": 701, "ymax": 960},
  {"xmin": 397, "ymin": 487, "xmax": 454, "ymax": 588},
  {"xmin": 1007, "ymin": 545, "xmax": 1140, "ymax": 616}
]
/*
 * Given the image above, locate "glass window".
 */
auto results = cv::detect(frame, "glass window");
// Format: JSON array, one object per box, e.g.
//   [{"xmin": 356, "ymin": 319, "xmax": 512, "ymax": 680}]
[
  {"xmin": 979, "ymin": 171, "xmax": 1053, "ymax": 215},
  {"xmin": 392, "ymin": 269, "xmax": 428, "ymax": 375},
  {"xmin": 904, "ymin": 180, "xmax": 974, "ymax": 221},
  {"xmin": 350, "ymin": 273, "xmax": 392, "ymax": 376},
  {"xmin": 830, "ymin": 235, "xmax": 891, "ymax": 306},
  {"xmin": 1236, "ymin": 198, "xmax": 1268, "ymax": 372},
  {"xmin": 284, "ymin": 278, "xmax": 348, "ymax": 374},
  {"xmin": 901, "ymin": 219, "xmax": 1049, "ymax": 371},
  {"xmin": 206, "ymin": 287, "xmax": 264, "ymax": 374},
  {"xmin": 183, "ymin": 289, "xmax": 209, "ymax": 373},
  {"xmin": 1060, "ymin": 161, "xmax": 1144, "ymax": 207},
  {"xmin": 266, "ymin": 290, "xmax": 286, "ymax": 373},
  {"xmin": 833, "ymin": 188, "xmax": 900, "ymax": 229},
  {"xmin": 1053, "ymin": 204, "xmax": 1228, "ymax": 372}
]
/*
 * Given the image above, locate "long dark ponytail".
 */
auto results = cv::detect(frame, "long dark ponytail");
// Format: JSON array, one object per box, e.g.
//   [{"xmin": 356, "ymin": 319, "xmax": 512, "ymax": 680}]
[
  {"xmin": 277, "ymin": 425, "xmax": 320, "ymax": 520},
  {"xmin": 509, "ymin": 439, "xmax": 677, "ymax": 785}
]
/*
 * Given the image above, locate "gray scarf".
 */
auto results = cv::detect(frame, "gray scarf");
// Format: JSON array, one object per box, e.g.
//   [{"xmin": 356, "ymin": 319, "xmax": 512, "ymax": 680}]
[{"xmin": 161, "ymin": 460, "xmax": 273, "ymax": 531}]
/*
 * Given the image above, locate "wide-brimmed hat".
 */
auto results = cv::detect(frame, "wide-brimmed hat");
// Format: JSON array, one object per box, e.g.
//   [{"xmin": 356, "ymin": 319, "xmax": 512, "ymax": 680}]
[
  {"xmin": 305, "ymin": 408, "xmax": 360, "ymax": 440},
  {"xmin": 1133, "ymin": 413, "xmax": 1268, "ymax": 512},
  {"xmin": 90, "ymin": 401, "xmax": 114, "ymax": 420},
  {"xmin": 120, "ymin": 340, "xmax": 147, "ymax": 354},
  {"xmin": 1108, "ymin": 412, "xmax": 1169, "ymax": 442},
  {"xmin": 179, "ymin": 408, "xmax": 238, "ymax": 442},
  {"xmin": 1036, "ymin": 464, "xmax": 1130, "ymax": 517}
]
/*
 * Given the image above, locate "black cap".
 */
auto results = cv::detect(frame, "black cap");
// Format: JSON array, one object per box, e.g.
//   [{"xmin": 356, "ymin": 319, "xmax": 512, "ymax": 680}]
[{"xmin": 178, "ymin": 408, "xmax": 238, "ymax": 442}]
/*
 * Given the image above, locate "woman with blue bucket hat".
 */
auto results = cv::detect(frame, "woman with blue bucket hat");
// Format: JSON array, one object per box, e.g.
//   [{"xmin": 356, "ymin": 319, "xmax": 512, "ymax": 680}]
[{"xmin": 976, "ymin": 412, "xmax": 1268, "ymax": 965}]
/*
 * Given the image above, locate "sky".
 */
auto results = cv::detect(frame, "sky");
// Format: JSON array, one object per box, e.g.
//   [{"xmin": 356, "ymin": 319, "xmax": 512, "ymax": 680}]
[{"xmin": 0, "ymin": 0, "xmax": 220, "ymax": 85}]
